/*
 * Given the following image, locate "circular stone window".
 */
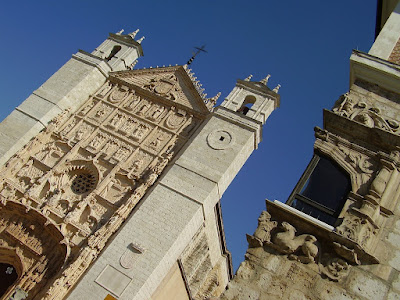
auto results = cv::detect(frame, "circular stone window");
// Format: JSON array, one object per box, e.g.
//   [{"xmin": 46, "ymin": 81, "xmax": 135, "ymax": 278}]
[{"xmin": 71, "ymin": 172, "xmax": 96, "ymax": 194}]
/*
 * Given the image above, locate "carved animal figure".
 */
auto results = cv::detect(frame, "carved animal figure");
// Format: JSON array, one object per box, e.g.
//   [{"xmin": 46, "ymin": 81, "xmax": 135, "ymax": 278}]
[{"xmin": 273, "ymin": 222, "xmax": 319, "ymax": 263}]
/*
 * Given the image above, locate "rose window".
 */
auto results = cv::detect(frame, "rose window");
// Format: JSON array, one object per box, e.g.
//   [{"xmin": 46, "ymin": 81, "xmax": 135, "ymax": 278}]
[{"xmin": 71, "ymin": 172, "xmax": 96, "ymax": 194}]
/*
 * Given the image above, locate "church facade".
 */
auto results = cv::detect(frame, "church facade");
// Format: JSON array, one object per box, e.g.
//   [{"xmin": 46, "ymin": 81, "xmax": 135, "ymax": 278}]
[
  {"xmin": 218, "ymin": 1, "xmax": 400, "ymax": 299},
  {"xmin": 0, "ymin": 28, "xmax": 280, "ymax": 299}
]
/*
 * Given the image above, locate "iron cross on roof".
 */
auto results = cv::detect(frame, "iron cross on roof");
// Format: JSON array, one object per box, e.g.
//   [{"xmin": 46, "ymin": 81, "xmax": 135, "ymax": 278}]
[{"xmin": 186, "ymin": 45, "xmax": 207, "ymax": 65}]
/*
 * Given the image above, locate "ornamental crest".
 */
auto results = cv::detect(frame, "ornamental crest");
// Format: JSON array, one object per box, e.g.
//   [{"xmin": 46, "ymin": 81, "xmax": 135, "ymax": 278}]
[{"xmin": 144, "ymin": 74, "xmax": 179, "ymax": 100}]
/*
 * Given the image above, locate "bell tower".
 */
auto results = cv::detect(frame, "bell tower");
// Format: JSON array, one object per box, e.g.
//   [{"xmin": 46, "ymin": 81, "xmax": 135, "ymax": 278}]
[
  {"xmin": 0, "ymin": 30, "xmax": 143, "ymax": 166},
  {"xmin": 65, "ymin": 72, "xmax": 280, "ymax": 300}
]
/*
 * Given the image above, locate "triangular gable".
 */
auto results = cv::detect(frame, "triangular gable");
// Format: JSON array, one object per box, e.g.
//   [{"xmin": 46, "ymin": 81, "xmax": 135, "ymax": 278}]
[{"xmin": 110, "ymin": 66, "xmax": 210, "ymax": 115}]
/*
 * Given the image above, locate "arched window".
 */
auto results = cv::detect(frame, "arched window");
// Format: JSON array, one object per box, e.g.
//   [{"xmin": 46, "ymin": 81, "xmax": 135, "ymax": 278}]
[
  {"xmin": 237, "ymin": 95, "xmax": 256, "ymax": 115},
  {"xmin": 287, "ymin": 155, "xmax": 351, "ymax": 226},
  {"xmin": 105, "ymin": 45, "xmax": 122, "ymax": 61}
]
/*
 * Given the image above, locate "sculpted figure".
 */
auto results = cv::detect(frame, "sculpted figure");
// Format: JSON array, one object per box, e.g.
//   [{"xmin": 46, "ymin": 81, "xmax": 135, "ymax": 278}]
[
  {"xmin": 272, "ymin": 222, "xmax": 319, "ymax": 263},
  {"xmin": 254, "ymin": 211, "xmax": 276, "ymax": 242}
]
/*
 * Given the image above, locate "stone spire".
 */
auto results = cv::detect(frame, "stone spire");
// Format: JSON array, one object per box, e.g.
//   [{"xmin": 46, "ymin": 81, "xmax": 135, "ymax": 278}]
[
  {"xmin": 244, "ymin": 74, "xmax": 253, "ymax": 81},
  {"xmin": 129, "ymin": 29, "xmax": 139, "ymax": 39},
  {"xmin": 137, "ymin": 36, "xmax": 145, "ymax": 44},
  {"xmin": 273, "ymin": 84, "xmax": 281, "ymax": 93},
  {"xmin": 260, "ymin": 74, "xmax": 271, "ymax": 85},
  {"xmin": 116, "ymin": 29, "xmax": 124, "ymax": 35}
]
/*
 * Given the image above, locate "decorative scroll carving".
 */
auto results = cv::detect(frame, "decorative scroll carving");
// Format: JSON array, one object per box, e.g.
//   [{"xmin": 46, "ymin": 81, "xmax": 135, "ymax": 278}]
[{"xmin": 337, "ymin": 145, "xmax": 375, "ymax": 174}]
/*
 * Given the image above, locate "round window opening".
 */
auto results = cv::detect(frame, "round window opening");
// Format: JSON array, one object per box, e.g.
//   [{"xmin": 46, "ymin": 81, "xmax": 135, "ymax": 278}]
[{"xmin": 71, "ymin": 172, "xmax": 96, "ymax": 194}]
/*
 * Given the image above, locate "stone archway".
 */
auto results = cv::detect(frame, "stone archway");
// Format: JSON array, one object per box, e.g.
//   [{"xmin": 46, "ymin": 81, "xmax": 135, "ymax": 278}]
[
  {"xmin": 0, "ymin": 263, "xmax": 18, "ymax": 297},
  {"xmin": 0, "ymin": 203, "xmax": 68, "ymax": 300},
  {"xmin": 0, "ymin": 246, "xmax": 25, "ymax": 299}
]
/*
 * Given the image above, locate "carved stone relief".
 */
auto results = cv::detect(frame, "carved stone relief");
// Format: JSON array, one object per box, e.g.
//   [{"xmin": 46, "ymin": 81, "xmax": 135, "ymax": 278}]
[
  {"xmin": 247, "ymin": 211, "xmax": 351, "ymax": 282},
  {"xmin": 0, "ymin": 71, "xmax": 208, "ymax": 299},
  {"xmin": 333, "ymin": 92, "xmax": 400, "ymax": 134}
]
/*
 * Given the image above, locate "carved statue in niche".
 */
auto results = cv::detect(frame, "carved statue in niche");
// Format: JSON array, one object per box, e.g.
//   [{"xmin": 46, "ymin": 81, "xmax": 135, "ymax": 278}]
[
  {"xmin": 36, "ymin": 142, "xmax": 63, "ymax": 166},
  {"xmin": 60, "ymin": 118, "xmax": 77, "ymax": 137},
  {"xmin": 78, "ymin": 100, "xmax": 94, "ymax": 116},
  {"xmin": 0, "ymin": 185, "xmax": 17, "ymax": 204},
  {"xmin": 97, "ymin": 82, "xmax": 113, "ymax": 98},
  {"xmin": 102, "ymin": 140, "xmax": 119, "ymax": 157},
  {"xmin": 148, "ymin": 104, "xmax": 165, "ymax": 121},
  {"xmin": 272, "ymin": 222, "xmax": 319, "ymax": 264},
  {"xmin": 149, "ymin": 134, "xmax": 165, "ymax": 149},
  {"xmin": 17, "ymin": 159, "xmax": 43, "ymax": 188},
  {"xmin": 120, "ymin": 117, "xmax": 137, "ymax": 135},
  {"xmin": 136, "ymin": 100, "xmax": 151, "ymax": 116},
  {"xmin": 124, "ymin": 94, "xmax": 141, "ymax": 111},
  {"xmin": 88, "ymin": 133, "xmax": 107, "ymax": 151},
  {"xmin": 114, "ymin": 146, "xmax": 130, "ymax": 161},
  {"xmin": 132, "ymin": 124, "xmax": 149, "ymax": 140},
  {"xmin": 109, "ymin": 113, "xmax": 126, "ymax": 129}
]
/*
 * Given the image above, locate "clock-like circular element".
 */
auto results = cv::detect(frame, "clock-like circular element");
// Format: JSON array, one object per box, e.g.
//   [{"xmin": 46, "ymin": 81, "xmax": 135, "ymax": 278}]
[{"xmin": 207, "ymin": 130, "xmax": 234, "ymax": 150}]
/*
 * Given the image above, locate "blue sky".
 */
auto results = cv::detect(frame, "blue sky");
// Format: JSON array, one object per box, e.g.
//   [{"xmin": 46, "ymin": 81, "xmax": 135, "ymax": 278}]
[{"xmin": 0, "ymin": 1, "xmax": 377, "ymax": 270}]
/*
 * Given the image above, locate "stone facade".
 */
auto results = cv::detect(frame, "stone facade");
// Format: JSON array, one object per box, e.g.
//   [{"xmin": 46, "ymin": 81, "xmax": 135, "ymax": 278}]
[
  {"xmin": 218, "ymin": 1, "xmax": 400, "ymax": 300},
  {"xmin": 0, "ymin": 30, "xmax": 280, "ymax": 299}
]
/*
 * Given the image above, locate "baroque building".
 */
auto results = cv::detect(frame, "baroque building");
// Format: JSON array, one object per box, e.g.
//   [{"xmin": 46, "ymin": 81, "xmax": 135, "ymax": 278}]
[
  {"xmin": 0, "ymin": 28, "xmax": 280, "ymax": 299},
  {"xmin": 218, "ymin": 1, "xmax": 400, "ymax": 299}
]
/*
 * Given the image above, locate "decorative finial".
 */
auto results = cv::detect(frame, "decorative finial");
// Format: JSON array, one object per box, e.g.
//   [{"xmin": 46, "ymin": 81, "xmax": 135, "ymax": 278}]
[
  {"xmin": 273, "ymin": 84, "xmax": 281, "ymax": 93},
  {"xmin": 244, "ymin": 75, "xmax": 253, "ymax": 81},
  {"xmin": 129, "ymin": 29, "xmax": 139, "ymax": 39},
  {"xmin": 206, "ymin": 92, "xmax": 221, "ymax": 110},
  {"xmin": 137, "ymin": 36, "xmax": 145, "ymax": 44},
  {"xmin": 260, "ymin": 74, "xmax": 271, "ymax": 85},
  {"xmin": 116, "ymin": 29, "xmax": 124, "ymax": 35},
  {"xmin": 130, "ymin": 60, "xmax": 138, "ymax": 70}
]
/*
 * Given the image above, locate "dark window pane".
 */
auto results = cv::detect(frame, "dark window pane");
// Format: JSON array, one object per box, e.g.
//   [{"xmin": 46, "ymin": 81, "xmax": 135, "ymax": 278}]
[
  {"xmin": 300, "ymin": 156, "xmax": 350, "ymax": 215},
  {"xmin": 292, "ymin": 197, "xmax": 337, "ymax": 225}
]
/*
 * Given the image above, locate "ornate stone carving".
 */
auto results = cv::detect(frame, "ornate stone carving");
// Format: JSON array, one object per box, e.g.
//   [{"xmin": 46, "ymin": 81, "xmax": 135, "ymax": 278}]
[
  {"xmin": 247, "ymin": 211, "xmax": 277, "ymax": 247},
  {"xmin": 165, "ymin": 109, "xmax": 187, "ymax": 130},
  {"xmin": 96, "ymin": 82, "xmax": 113, "ymax": 98},
  {"xmin": 333, "ymin": 92, "xmax": 400, "ymax": 134},
  {"xmin": 143, "ymin": 74, "xmax": 179, "ymax": 101},
  {"xmin": 131, "ymin": 123, "xmax": 150, "ymax": 141},
  {"xmin": 0, "ymin": 71, "xmax": 207, "ymax": 299},
  {"xmin": 337, "ymin": 144, "xmax": 375, "ymax": 174},
  {"xmin": 319, "ymin": 255, "xmax": 349, "ymax": 281},
  {"xmin": 108, "ymin": 85, "xmax": 129, "ymax": 103},
  {"xmin": 272, "ymin": 222, "xmax": 319, "ymax": 264},
  {"xmin": 123, "ymin": 93, "xmax": 141, "ymax": 111},
  {"xmin": 78, "ymin": 100, "xmax": 95, "ymax": 116}
]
